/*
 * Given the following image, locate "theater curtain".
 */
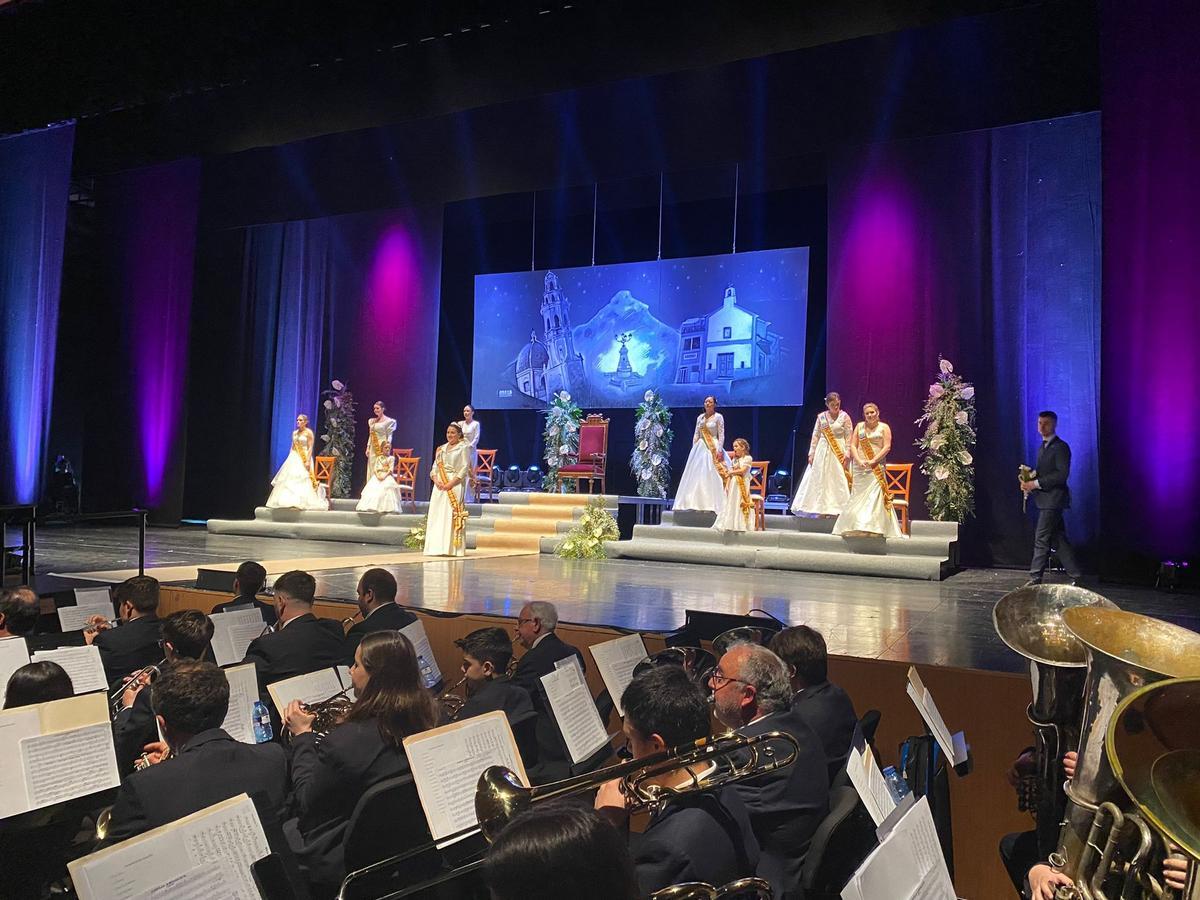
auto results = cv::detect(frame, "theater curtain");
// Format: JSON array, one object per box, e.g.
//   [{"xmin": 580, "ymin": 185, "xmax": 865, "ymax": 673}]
[{"xmin": 0, "ymin": 124, "xmax": 74, "ymax": 504}]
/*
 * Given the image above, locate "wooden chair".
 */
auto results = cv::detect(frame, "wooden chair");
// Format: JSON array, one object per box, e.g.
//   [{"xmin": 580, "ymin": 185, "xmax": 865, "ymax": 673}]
[
  {"xmin": 885, "ymin": 463, "xmax": 913, "ymax": 534},
  {"xmin": 393, "ymin": 456, "xmax": 420, "ymax": 513},
  {"xmin": 314, "ymin": 456, "xmax": 336, "ymax": 494},
  {"xmin": 391, "ymin": 448, "xmax": 413, "ymax": 460},
  {"xmin": 748, "ymin": 460, "xmax": 770, "ymax": 531},
  {"xmin": 473, "ymin": 449, "xmax": 498, "ymax": 503},
  {"xmin": 556, "ymin": 414, "xmax": 609, "ymax": 494}
]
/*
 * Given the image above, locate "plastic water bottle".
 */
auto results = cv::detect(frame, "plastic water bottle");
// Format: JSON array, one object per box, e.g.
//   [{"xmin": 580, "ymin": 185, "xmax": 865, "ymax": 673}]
[
  {"xmin": 417, "ymin": 654, "xmax": 436, "ymax": 690},
  {"xmin": 882, "ymin": 765, "xmax": 911, "ymax": 804},
  {"xmin": 252, "ymin": 700, "xmax": 273, "ymax": 743}
]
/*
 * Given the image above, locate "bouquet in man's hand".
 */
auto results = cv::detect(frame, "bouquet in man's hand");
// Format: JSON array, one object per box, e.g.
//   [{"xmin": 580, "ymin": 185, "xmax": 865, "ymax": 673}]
[{"xmin": 1017, "ymin": 465, "xmax": 1037, "ymax": 512}]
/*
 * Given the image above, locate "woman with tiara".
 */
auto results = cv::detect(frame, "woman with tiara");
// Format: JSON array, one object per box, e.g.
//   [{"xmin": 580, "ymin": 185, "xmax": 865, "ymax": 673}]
[
  {"xmin": 423, "ymin": 423, "xmax": 471, "ymax": 557},
  {"xmin": 356, "ymin": 453, "xmax": 404, "ymax": 513},
  {"xmin": 673, "ymin": 395, "xmax": 728, "ymax": 515},
  {"xmin": 712, "ymin": 438, "xmax": 755, "ymax": 533},
  {"xmin": 365, "ymin": 401, "xmax": 397, "ymax": 482},
  {"xmin": 266, "ymin": 414, "xmax": 328, "ymax": 510},
  {"xmin": 456, "ymin": 404, "xmax": 481, "ymax": 502},
  {"xmin": 791, "ymin": 391, "xmax": 854, "ymax": 517},
  {"xmin": 832, "ymin": 402, "xmax": 906, "ymax": 539}
]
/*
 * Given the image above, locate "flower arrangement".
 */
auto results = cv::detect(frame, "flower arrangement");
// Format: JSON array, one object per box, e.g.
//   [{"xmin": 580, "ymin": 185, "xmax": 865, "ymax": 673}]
[
  {"xmin": 915, "ymin": 357, "xmax": 976, "ymax": 522},
  {"xmin": 404, "ymin": 517, "xmax": 427, "ymax": 550},
  {"xmin": 318, "ymin": 379, "xmax": 356, "ymax": 498},
  {"xmin": 555, "ymin": 497, "xmax": 619, "ymax": 559},
  {"xmin": 631, "ymin": 389, "xmax": 673, "ymax": 498},
  {"xmin": 542, "ymin": 391, "xmax": 584, "ymax": 492}
]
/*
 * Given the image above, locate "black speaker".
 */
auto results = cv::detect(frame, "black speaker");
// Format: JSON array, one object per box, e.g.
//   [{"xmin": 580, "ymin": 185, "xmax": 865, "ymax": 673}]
[{"xmin": 196, "ymin": 568, "xmax": 238, "ymax": 592}]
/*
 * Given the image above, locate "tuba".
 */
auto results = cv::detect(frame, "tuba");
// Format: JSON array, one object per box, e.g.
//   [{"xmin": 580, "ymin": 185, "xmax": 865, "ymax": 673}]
[{"xmin": 651, "ymin": 877, "xmax": 774, "ymax": 899}]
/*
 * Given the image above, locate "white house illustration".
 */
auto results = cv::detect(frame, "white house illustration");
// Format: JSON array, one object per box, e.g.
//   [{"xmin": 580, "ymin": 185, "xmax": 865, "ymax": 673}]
[{"xmin": 675, "ymin": 284, "xmax": 781, "ymax": 385}]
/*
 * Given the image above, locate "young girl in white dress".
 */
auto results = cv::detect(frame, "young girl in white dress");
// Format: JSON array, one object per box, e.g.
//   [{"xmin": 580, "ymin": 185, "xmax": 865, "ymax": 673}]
[
  {"xmin": 832, "ymin": 403, "xmax": 905, "ymax": 539},
  {"xmin": 424, "ymin": 424, "xmax": 471, "ymax": 557},
  {"xmin": 455, "ymin": 404, "xmax": 481, "ymax": 502},
  {"xmin": 365, "ymin": 401, "xmax": 397, "ymax": 483},
  {"xmin": 791, "ymin": 392, "xmax": 854, "ymax": 517},
  {"xmin": 356, "ymin": 454, "xmax": 405, "ymax": 513},
  {"xmin": 674, "ymin": 395, "xmax": 728, "ymax": 514},
  {"xmin": 712, "ymin": 439, "xmax": 755, "ymax": 533},
  {"xmin": 266, "ymin": 414, "xmax": 328, "ymax": 510}
]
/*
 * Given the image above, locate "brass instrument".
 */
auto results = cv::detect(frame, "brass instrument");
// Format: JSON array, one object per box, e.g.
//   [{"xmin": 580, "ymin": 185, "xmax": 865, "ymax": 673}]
[
  {"xmin": 634, "ymin": 646, "xmax": 717, "ymax": 684},
  {"xmin": 109, "ymin": 658, "xmax": 166, "ymax": 717},
  {"xmin": 712, "ymin": 626, "xmax": 775, "ymax": 658},
  {"xmin": 84, "ymin": 617, "xmax": 120, "ymax": 635},
  {"xmin": 651, "ymin": 877, "xmax": 773, "ymax": 899},
  {"xmin": 341, "ymin": 611, "xmax": 362, "ymax": 630},
  {"xmin": 1050, "ymin": 608, "xmax": 1200, "ymax": 894},
  {"xmin": 439, "ymin": 675, "xmax": 468, "ymax": 721},
  {"xmin": 338, "ymin": 729, "xmax": 801, "ymax": 900},
  {"xmin": 300, "ymin": 688, "xmax": 354, "ymax": 740}
]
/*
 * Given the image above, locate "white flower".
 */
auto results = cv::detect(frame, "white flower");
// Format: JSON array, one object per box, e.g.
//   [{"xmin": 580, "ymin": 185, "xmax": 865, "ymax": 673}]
[
  {"xmin": 639, "ymin": 440, "xmax": 649, "ymax": 451},
  {"xmin": 323, "ymin": 399, "xmax": 333, "ymax": 409},
  {"xmin": 641, "ymin": 469, "xmax": 652, "ymax": 480},
  {"xmin": 333, "ymin": 397, "xmax": 342, "ymax": 408},
  {"xmin": 320, "ymin": 434, "xmax": 330, "ymax": 442},
  {"xmin": 939, "ymin": 359, "xmax": 954, "ymax": 374},
  {"xmin": 559, "ymin": 391, "xmax": 571, "ymax": 402},
  {"xmin": 654, "ymin": 425, "xmax": 664, "ymax": 436},
  {"xmin": 958, "ymin": 450, "xmax": 973, "ymax": 465},
  {"xmin": 934, "ymin": 465, "xmax": 950, "ymax": 480},
  {"xmin": 329, "ymin": 418, "xmax": 338, "ymax": 427},
  {"xmin": 929, "ymin": 384, "xmax": 944, "ymax": 399},
  {"xmin": 930, "ymin": 433, "xmax": 947, "ymax": 450},
  {"xmin": 560, "ymin": 444, "xmax": 570, "ymax": 454},
  {"xmin": 652, "ymin": 455, "xmax": 663, "ymax": 467},
  {"xmin": 644, "ymin": 390, "xmax": 654, "ymax": 402},
  {"xmin": 954, "ymin": 410, "xmax": 969, "ymax": 425},
  {"xmin": 961, "ymin": 386, "xmax": 975, "ymax": 400},
  {"xmin": 332, "ymin": 379, "xmax": 345, "ymax": 391},
  {"xmin": 549, "ymin": 425, "xmax": 559, "ymax": 436}
]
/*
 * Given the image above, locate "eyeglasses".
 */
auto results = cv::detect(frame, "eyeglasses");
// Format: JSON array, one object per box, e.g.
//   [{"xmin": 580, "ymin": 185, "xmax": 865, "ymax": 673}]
[
  {"xmin": 516, "ymin": 617, "xmax": 538, "ymax": 627},
  {"xmin": 704, "ymin": 667, "xmax": 753, "ymax": 691}
]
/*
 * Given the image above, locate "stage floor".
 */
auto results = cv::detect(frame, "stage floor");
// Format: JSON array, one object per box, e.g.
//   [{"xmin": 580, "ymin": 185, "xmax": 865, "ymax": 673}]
[{"xmin": 31, "ymin": 524, "xmax": 1197, "ymax": 674}]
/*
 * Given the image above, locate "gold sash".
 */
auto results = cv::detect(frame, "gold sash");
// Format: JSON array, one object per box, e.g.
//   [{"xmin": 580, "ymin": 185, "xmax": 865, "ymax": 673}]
[
  {"xmin": 437, "ymin": 449, "xmax": 468, "ymax": 552},
  {"xmin": 857, "ymin": 427, "xmax": 893, "ymax": 512},
  {"xmin": 368, "ymin": 426, "xmax": 383, "ymax": 459},
  {"xmin": 294, "ymin": 436, "xmax": 319, "ymax": 491},
  {"xmin": 820, "ymin": 414, "xmax": 853, "ymax": 488},
  {"xmin": 699, "ymin": 420, "xmax": 729, "ymax": 487},
  {"xmin": 734, "ymin": 460, "xmax": 754, "ymax": 528}
]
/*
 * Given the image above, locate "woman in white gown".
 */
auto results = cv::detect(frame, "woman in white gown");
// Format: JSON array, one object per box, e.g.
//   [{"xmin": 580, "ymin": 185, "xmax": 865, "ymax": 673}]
[
  {"xmin": 455, "ymin": 405, "xmax": 481, "ymax": 502},
  {"xmin": 365, "ymin": 401, "xmax": 397, "ymax": 483},
  {"xmin": 356, "ymin": 454, "xmax": 404, "ymax": 513},
  {"xmin": 266, "ymin": 414, "xmax": 328, "ymax": 510},
  {"xmin": 674, "ymin": 396, "xmax": 728, "ymax": 514},
  {"xmin": 423, "ymin": 424, "xmax": 471, "ymax": 557},
  {"xmin": 791, "ymin": 392, "xmax": 854, "ymax": 517},
  {"xmin": 712, "ymin": 439, "xmax": 755, "ymax": 533},
  {"xmin": 832, "ymin": 403, "xmax": 905, "ymax": 539}
]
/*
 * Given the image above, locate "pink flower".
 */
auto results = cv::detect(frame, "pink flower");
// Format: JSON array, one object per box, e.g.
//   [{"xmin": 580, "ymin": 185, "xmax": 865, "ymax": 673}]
[
  {"xmin": 961, "ymin": 385, "xmax": 975, "ymax": 400},
  {"xmin": 929, "ymin": 384, "xmax": 945, "ymax": 398},
  {"xmin": 954, "ymin": 410, "xmax": 969, "ymax": 426},
  {"xmin": 939, "ymin": 359, "xmax": 954, "ymax": 374},
  {"xmin": 332, "ymin": 380, "xmax": 345, "ymax": 391}
]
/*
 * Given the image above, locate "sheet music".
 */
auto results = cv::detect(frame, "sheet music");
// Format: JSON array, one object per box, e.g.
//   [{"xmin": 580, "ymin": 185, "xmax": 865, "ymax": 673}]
[
  {"xmin": 266, "ymin": 667, "xmax": 344, "ymax": 719},
  {"xmin": 588, "ymin": 633, "xmax": 647, "ymax": 716},
  {"xmin": 57, "ymin": 589, "xmax": 115, "ymax": 632},
  {"xmin": 336, "ymin": 665, "xmax": 357, "ymax": 702},
  {"xmin": 0, "ymin": 636, "xmax": 31, "ymax": 706},
  {"xmin": 841, "ymin": 796, "xmax": 955, "ymax": 900},
  {"xmin": 21, "ymin": 722, "xmax": 121, "ymax": 808},
  {"xmin": 400, "ymin": 618, "xmax": 443, "ymax": 689},
  {"xmin": 220, "ymin": 664, "xmax": 259, "ymax": 744},
  {"xmin": 32, "ymin": 645, "xmax": 109, "ymax": 694},
  {"xmin": 845, "ymin": 732, "xmax": 896, "ymax": 826},
  {"xmin": 541, "ymin": 665, "xmax": 609, "ymax": 764},
  {"xmin": 404, "ymin": 710, "xmax": 527, "ymax": 843},
  {"xmin": 70, "ymin": 794, "xmax": 269, "ymax": 900},
  {"xmin": 0, "ymin": 709, "xmax": 40, "ymax": 818},
  {"xmin": 209, "ymin": 609, "xmax": 266, "ymax": 666},
  {"xmin": 905, "ymin": 667, "xmax": 967, "ymax": 766}
]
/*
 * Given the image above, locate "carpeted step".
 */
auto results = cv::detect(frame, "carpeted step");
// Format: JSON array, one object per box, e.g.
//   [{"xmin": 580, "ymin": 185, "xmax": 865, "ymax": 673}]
[{"xmin": 474, "ymin": 532, "xmax": 543, "ymax": 552}]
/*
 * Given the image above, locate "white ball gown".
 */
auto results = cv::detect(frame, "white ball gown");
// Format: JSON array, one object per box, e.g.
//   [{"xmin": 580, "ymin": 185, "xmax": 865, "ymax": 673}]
[
  {"xmin": 712, "ymin": 454, "xmax": 755, "ymax": 533},
  {"xmin": 423, "ymin": 440, "xmax": 471, "ymax": 557},
  {"xmin": 674, "ymin": 413, "xmax": 728, "ymax": 513},
  {"xmin": 791, "ymin": 410, "xmax": 854, "ymax": 516},
  {"xmin": 266, "ymin": 430, "xmax": 328, "ymax": 510},
  {"xmin": 456, "ymin": 418, "xmax": 480, "ymax": 502},
  {"xmin": 366, "ymin": 415, "xmax": 397, "ymax": 477},
  {"xmin": 356, "ymin": 456, "xmax": 405, "ymax": 513},
  {"xmin": 832, "ymin": 422, "xmax": 905, "ymax": 539}
]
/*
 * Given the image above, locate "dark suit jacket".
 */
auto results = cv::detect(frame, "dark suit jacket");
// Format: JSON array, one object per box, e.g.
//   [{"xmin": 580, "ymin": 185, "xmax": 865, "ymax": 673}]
[
  {"xmin": 242, "ymin": 613, "xmax": 345, "ymax": 692},
  {"xmin": 1034, "ymin": 436, "xmax": 1072, "ymax": 510},
  {"xmin": 105, "ymin": 728, "xmax": 287, "ymax": 844},
  {"xmin": 211, "ymin": 595, "xmax": 278, "ymax": 627},
  {"xmin": 792, "ymin": 681, "xmax": 858, "ymax": 780},
  {"xmin": 459, "ymin": 677, "xmax": 536, "ymax": 728},
  {"xmin": 112, "ymin": 673, "xmax": 163, "ymax": 774},
  {"xmin": 511, "ymin": 633, "xmax": 587, "ymax": 779},
  {"xmin": 287, "ymin": 718, "xmax": 412, "ymax": 887},
  {"xmin": 342, "ymin": 602, "xmax": 417, "ymax": 665},
  {"xmin": 631, "ymin": 787, "xmax": 760, "ymax": 896},
  {"xmin": 732, "ymin": 708, "xmax": 831, "ymax": 900},
  {"xmin": 93, "ymin": 615, "xmax": 162, "ymax": 686}
]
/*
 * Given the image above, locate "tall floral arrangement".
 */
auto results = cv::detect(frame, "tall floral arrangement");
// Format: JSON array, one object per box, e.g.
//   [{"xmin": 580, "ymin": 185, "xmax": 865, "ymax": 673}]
[
  {"xmin": 318, "ymin": 379, "xmax": 356, "ymax": 498},
  {"xmin": 542, "ymin": 391, "xmax": 584, "ymax": 492},
  {"xmin": 631, "ymin": 389, "xmax": 673, "ymax": 498},
  {"xmin": 915, "ymin": 357, "xmax": 976, "ymax": 522},
  {"xmin": 556, "ymin": 497, "xmax": 619, "ymax": 559}
]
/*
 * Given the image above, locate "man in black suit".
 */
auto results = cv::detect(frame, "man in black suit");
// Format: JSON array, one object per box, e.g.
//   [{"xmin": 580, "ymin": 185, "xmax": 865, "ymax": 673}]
[
  {"xmin": 342, "ymin": 567, "xmax": 416, "ymax": 664},
  {"xmin": 210, "ymin": 560, "xmax": 277, "ymax": 627},
  {"xmin": 0, "ymin": 587, "xmax": 40, "ymax": 639},
  {"xmin": 241, "ymin": 570, "xmax": 344, "ymax": 697},
  {"xmin": 595, "ymin": 665, "xmax": 759, "ymax": 895},
  {"xmin": 104, "ymin": 659, "xmax": 288, "ymax": 844},
  {"xmin": 711, "ymin": 642, "xmax": 830, "ymax": 900},
  {"xmin": 455, "ymin": 627, "xmax": 537, "ymax": 761},
  {"xmin": 768, "ymin": 625, "xmax": 858, "ymax": 780},
  {"xmin": 1022, "ymin": 410, "xmax": 1084, "ymax": 585},
  {"xmin": 85, "ymin": 575, "xmax": 163, "ymax": 686}
]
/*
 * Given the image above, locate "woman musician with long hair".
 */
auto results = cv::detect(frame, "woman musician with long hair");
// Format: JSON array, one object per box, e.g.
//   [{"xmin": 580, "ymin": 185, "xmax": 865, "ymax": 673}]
[{"xmin": 283, "ymin": 630, "xmax": 439, "ymax": 893}]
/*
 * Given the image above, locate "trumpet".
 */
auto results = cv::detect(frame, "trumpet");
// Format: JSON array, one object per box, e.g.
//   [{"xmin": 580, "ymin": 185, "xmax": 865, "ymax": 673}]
[
  {"xmin": 84, "ymin": 617, "xmax": 120, "ymax": 635},
  {"xmin": 338, "ymin": 729, "xmax": 800, "ymax": 900},
  {"xmin": 340, "ymin": 611, "xmax": 362, "ymax": 629},
  {"xmin": 652, "ymin": 877, "xmax": 773, "ymax": 899},
  {"xmin": 439, "ymin": 675, "xmax": 468, "ymax": 721},
  {"xmin": 109, "ymin": 659, "xmax": 165, "ymax": 716}
]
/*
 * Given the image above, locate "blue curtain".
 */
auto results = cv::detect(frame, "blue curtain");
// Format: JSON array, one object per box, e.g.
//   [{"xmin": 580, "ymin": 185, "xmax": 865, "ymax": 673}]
[{"xmin": 0, "ymin": 124, "xmax": 74, "ymax": 504}]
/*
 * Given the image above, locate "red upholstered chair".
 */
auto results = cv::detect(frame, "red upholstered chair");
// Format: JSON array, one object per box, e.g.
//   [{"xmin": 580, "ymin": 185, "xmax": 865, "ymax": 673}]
[
  {"xmin": 885, "ymin": 463, "xmax": 913, "ymax": 534},
  {"xmin": 555, "ymin": 414, "xmax": 609, "ymax": 494}
]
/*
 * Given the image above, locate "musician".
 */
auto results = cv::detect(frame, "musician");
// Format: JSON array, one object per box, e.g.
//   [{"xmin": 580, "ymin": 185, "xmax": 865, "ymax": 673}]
[
  {"xmin": 209, "ymin": 560, "xmax": 276, "ymax": 626},
  {"xmin": 768, "ymin": 625, "xmax": 858, "ymax": 779},
  {"xmin": 710, "ymin": 642, "xmax": 830, "ymax": 900},
  {"xmin": 0, "ymin": 586, "xmax": 40, "ymax": 638},
  {"xmin": 3, "ymin": 660, "xmax": 73, "ymax": 708},
  {"xmin": 342, "ymin": 567, "xmax": 417, "ymax": 665},
  {"xmin": 455, "ymin": 627, "xmax": 536, "ymax": 728},
  {"xmin": 85, "ymin": 575, "xmax": 163, "ymax": 686},
  {"xmin": 486, "ymin": 804, "xmax": 640, "ymax": 900},
  {"xmin": 103, "ymin": 660, "xmax": 287, "ymax": 844},
  {"xmin": 282, "ymin": 630, "xmax": 438, "ymax": 891},
  {"xmin": 113, "ymin": 610, "xmax": 214, "ymax": 774},
  {"xmin": 1021, "ymin": 410, "xmax": 1084, "ymax": 586},
  {"xmin": 241, "ymin": 570, "xmax": 344, "ymax": 694}
]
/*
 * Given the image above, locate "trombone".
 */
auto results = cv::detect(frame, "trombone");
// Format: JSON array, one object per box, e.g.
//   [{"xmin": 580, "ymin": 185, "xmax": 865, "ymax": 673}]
[{"xmin": 338, "ymin": 729, "xmax": 800, "ymax": 900}]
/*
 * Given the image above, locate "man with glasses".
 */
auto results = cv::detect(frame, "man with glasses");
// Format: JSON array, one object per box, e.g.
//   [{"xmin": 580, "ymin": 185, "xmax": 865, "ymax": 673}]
[{"xmin": 709, "ymin": 642, "xmax": 829, "ymax": 900}]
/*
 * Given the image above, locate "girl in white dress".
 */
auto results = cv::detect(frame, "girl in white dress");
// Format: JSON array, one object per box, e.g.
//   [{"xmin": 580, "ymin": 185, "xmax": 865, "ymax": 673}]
[
  {"xmin": 791, "ymin": 392, "xmax": 854, "ymax": 516},
  {"xmin": 365, "ymin": 401, "xmax": 397, "ymax": 484},
  {"xmin": 712, "ymin": 439, "xmax": 755, "ymax": 533},
  {"xmin": 266, "ymin": 414, "xmax": 328, "ymax": 510},
  {"xmin": 424, "ymin": 424, "xmax": 471, "ymax": 557},
  {"xmin": 832, "ymin": 403, "xmax": 905, "ymax": 539},
  {"xmin": 455, "ymin": 404, "xmax": 481, "ymax": 502},
  {"xmin": 356, "ymin": 454, "xmax": 404, "ymax": 513},
  {"xmin": 674, "ymin": 396, "xmax": 728, "ymax": 514}
]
